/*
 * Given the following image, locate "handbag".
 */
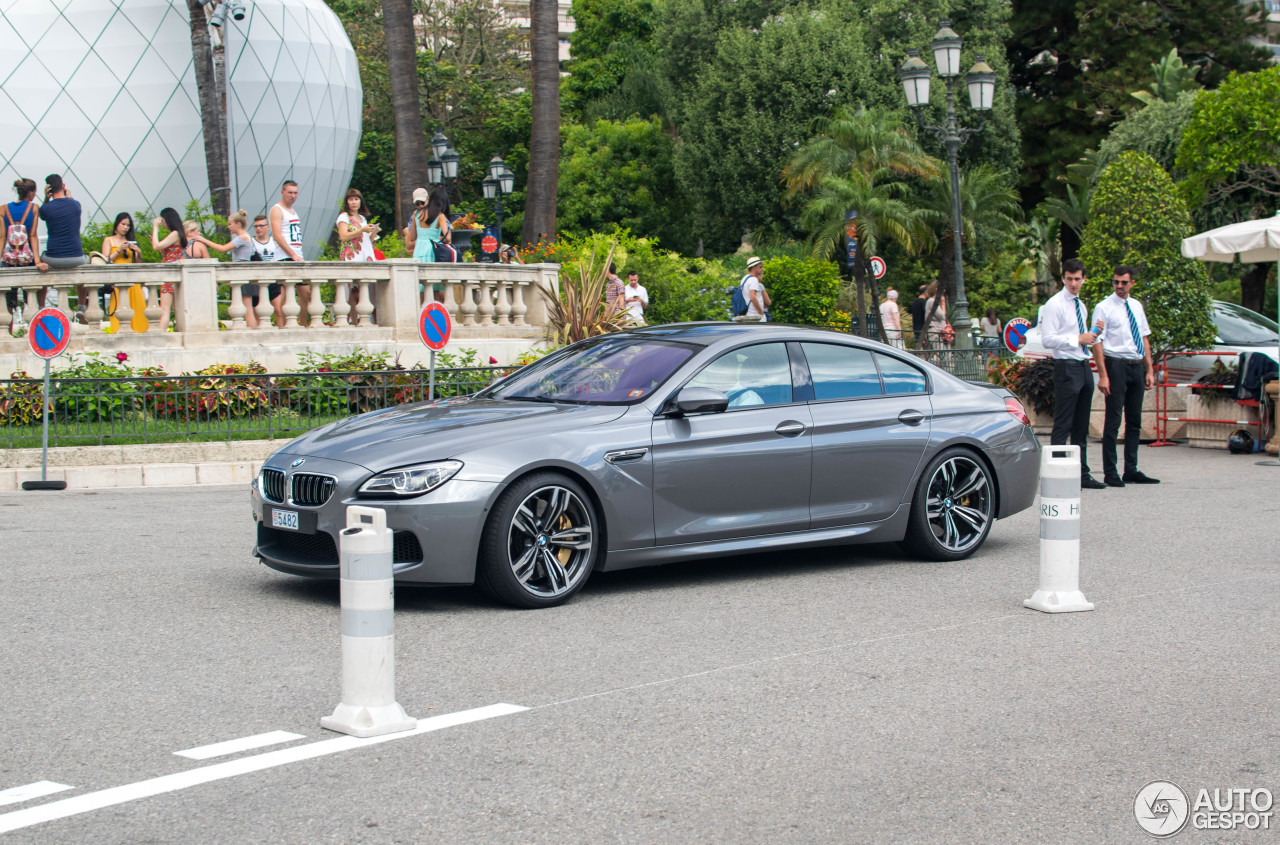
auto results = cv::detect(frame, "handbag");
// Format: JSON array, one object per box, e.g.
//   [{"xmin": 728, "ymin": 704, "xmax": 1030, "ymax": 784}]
[{"xmin": 433, "ymin": 241, "xmax": 458, "ymax": 263}]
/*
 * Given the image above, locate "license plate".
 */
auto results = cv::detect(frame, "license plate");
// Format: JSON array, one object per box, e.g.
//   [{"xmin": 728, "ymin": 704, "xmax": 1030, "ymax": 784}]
[{"xmin": 271, "ymin": 508, "xmax": 300, "ymax": 531}]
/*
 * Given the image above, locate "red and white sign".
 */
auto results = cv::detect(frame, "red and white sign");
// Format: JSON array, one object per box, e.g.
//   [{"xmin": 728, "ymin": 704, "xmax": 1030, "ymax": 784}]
[
  {"xmin": 28, "ymin": 308, "xmax": 71, "ymax": 359},
  {"xmin": 869, "ymin": 256, "xmax": 887, "ymax": 279},
  {"xmin": 418, "ymin": 302, "xmax": 452, "ymax": 351},
  {"xmin": 1003, "ymin": 317, "xmax": 1032, "ymax": 354}
]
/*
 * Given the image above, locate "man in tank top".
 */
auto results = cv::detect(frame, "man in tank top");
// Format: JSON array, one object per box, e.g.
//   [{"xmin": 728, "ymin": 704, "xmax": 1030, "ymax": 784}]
[{"xmin": 269, "ymin": 180, "xmax": 310, "ymax": 324}]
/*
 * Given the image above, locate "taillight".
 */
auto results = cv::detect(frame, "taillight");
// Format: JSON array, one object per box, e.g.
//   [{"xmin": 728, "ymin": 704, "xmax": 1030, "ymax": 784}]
[{"xmin": 1005, "ymin": 396, "xmax": 1031, "ymax": 426}]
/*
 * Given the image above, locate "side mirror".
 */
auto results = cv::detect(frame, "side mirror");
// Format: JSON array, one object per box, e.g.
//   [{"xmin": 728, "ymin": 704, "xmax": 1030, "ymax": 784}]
[{"xmin": 668, "ymin": 387, "xmax": 729, "ymax": 416}]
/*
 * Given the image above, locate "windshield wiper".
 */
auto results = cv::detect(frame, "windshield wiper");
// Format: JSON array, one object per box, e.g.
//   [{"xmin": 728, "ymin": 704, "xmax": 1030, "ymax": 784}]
[{"xmin": 500, "ymin": 395, "xmax": 591, "ymax": 405}]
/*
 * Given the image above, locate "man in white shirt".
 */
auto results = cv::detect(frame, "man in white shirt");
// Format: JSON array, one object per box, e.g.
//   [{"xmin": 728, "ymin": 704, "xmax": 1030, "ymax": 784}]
[
  {"xmin": 1040, "ymin": 258, "xmax": 1108, "ymax": 489},
  {"xmin": 1092, "ymin": 265, "xmax": 1158, "ymax": 486},
  {"xmin": 741, "ymin": 256, "xmax": 770, "ymax": 320},
  {"xmin": 879, "ymin": 290, "xmax": 903, "ymax": 347},
  {"xmin": 623, "ymin": 270, "xmax": 648, "ymax": 325},
  {"xmin": 269, "ymin": 180, "xmax": 310, "ymax": 324}
]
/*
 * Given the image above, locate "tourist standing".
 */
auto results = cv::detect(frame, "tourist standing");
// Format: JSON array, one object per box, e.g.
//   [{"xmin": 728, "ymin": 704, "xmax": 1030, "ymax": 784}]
[
  {"xmin": 195, "ymin": 210, "xmax": 263, "ymax": 327},
  {"xmin": 101, "ymin": 212, "xmax": 142, "ymax": 333},
  {"xmin": 250, "ymin": 214, "xmax": 285, "ymax": 327},
  {"xmin": 151, "ymin": 207, "xmax": 188, "ymax": 328},
  {"xmin": 740, "ymin": 257, "xmax": 770, "ymax": 320},
  {"xmin": 622, "ymin": 270, "xmax": 648, "ymax": 325},
  {"xmin": 879, "ymin": 290, "xmax": 903, "ymax": 348},
  {"xmin": 910, "ymin": 285, "xmax": 928, "ymax": 347},
  {"xmin": 337, "ymin": 188, "xmax": 378, "ymax": 323},
  {"xmin": 270, "ymin": 180, "xmax": 309, "ymax": 324}
]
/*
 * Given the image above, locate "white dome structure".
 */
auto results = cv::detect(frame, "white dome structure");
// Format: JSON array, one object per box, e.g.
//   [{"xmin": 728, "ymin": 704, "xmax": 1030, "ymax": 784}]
[{"xmin": 0, "ymin": 0, "xmax": 361, "ymax": 258}]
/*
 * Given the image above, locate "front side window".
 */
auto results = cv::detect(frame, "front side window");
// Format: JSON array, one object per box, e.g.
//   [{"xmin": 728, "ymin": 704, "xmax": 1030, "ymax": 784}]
[
  {"xmin": 800, "ymin": 343, "xmax": 882, "ymax": 400},
  {"xmin": 686, "ymin": 343, "xmax": 793, "ymax": 408}
]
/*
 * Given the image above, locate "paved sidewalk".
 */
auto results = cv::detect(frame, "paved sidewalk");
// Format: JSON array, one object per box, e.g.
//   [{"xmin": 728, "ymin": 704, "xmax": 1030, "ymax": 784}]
[{"xmin": 0, "ymin": 439, "xmax": 280, "ymax": 491}]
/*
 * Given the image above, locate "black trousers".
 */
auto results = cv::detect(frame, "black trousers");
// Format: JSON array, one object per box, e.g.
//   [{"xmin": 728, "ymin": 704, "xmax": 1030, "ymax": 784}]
[
  {"xmin": 1051, "ymin": 359, "xmax": 1094, "ymax": 478},
  {"xmin": 1102, "ymin": 357, "xmax": 1145, "ymax": 476}
]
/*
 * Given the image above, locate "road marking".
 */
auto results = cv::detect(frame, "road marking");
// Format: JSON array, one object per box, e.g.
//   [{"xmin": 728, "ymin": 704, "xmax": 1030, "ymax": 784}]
[
  {"xmin": 174, "ymin": 730, "xmax": 306, "ymax": 761},
  {"xmin": 0, "ymin": 704, "xmax": 526, "ymax": 835},
  {"xmin": 0, "ymin": 782, "xmax": 73, "ymax": 809}
]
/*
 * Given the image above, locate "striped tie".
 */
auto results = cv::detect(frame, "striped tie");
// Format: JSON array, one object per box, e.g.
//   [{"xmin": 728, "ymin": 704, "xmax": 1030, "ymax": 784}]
[
  {"xmin": 1126, "ymin": 300, "xmax": 1143, "ymax": 352},
  {"xmin": 1074, "ymin": 298, "xmax": 1086, "ymax": 348}
]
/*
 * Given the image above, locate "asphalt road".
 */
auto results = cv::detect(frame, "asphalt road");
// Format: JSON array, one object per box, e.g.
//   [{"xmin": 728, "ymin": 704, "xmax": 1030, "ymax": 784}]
[{"xmin": 1, "ymin": 442, "xmax": 1277, "ymax": 844}]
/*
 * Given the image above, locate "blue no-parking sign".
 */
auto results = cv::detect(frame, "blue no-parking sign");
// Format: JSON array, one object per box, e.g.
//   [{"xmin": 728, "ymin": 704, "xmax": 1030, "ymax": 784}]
[
  {"xmin": 419, "ymin": 302, "xmax": 452, "ymax": 351},
  {"xmin": 29, "ymin": 308, "xmax": 71, "ymax": 360},
  {"xmin": 1004, "ymin": 317, "xmax": 1032, "ymax": 353}
]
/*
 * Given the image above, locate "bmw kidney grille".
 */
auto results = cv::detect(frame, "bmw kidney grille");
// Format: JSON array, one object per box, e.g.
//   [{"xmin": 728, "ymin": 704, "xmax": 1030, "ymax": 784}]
[
  {"xmin": 261, "ymin": 467, "xmax": 286, "ymax": 503},
  {"xmin": 291, "ymin": 472, "xmax": 336, "ymax": 507}
]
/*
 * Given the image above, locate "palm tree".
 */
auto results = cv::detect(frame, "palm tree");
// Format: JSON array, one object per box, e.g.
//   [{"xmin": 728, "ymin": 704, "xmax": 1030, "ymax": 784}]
[
  {"xmin": 188, "ymin": 0, "xmax": 229, "ymax": 220},
  {"xmin": 918, "ymin": 165, "xmax": 1022, "ymax": 329},
  {"xmin": 783, "ymin": 105, "xmax": 938, "ymax": 200},
  {"xmin": 1014, "ymin": 216, "xmax": 1062, "ymax": 304},
  {"xmin": 383, "ymin": 0, "xmax": 429, "ymax": 231},
  {"xmin": 521, "ymin": 0, "xmax": 560, "ymax": 247},
  {"xmin": 784, "ymin": 105, "xmax": 937, "ymax": 335},
  {"xmin": 799, "ymin": 171, "xmax": 931, "ymax": 342}
]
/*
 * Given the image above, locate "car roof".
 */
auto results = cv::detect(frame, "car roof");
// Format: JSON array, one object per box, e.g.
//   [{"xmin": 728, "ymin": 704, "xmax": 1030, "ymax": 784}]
[{"xmin": 625, "ymin": 322, "xmax": 856, "ymax": 347}]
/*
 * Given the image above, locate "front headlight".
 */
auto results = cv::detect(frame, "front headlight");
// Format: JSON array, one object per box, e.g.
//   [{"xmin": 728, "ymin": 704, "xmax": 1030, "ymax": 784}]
[{"xmin": 358, "ymin": 460, "xmax": 463, "ymax": 498}]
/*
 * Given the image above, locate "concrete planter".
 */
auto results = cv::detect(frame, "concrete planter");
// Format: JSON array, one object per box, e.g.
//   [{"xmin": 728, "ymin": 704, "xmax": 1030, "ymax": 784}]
[{"xmin": 1184, "ymin": 391, "xmax": 1259, "ymax": 449}]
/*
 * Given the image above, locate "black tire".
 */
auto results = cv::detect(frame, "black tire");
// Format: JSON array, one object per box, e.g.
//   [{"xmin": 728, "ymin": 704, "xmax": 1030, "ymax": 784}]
[
  {"xmin": 899, "ymin": 447, "xmax": 995, "ymax": 561},
  {"xmin": 477, "ymin": 472, "xmax": 599, "ymax": 608}
]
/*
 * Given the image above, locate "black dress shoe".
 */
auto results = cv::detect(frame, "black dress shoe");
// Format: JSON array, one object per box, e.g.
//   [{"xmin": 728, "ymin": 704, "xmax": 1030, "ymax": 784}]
[
  {"xmin": 1104, "ymin": 474, "xmax": 1125, "ymax": 487},
  {"xmin": 1123, "ymin": 471, "xmax": 1160, "ymax": 484},
  {"xmin": 1081, "ymin": 476, "xmax": 1107, "ymax": 489}
]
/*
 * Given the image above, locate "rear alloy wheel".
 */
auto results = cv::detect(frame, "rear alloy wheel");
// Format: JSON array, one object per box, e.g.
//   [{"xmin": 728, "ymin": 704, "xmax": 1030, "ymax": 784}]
[
  {"xmin": 478, "ymin": 473, "xmax": 598, "ymax": 608},
  {"xmin": 900, "ymin": 448, "xmax": 994, "ymax": 561}
]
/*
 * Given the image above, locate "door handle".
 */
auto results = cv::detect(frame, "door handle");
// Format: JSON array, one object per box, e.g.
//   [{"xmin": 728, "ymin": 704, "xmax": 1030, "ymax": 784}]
[
  {"xmin": 898, "ymin": 409, "xmax": 927, "ymax": 426},
  {"xmin": 775, "ymin": 421, "xmax": 806, "ymax": 437}
]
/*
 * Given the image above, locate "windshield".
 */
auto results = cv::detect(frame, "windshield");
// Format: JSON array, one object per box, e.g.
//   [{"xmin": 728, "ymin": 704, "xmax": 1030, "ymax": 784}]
[
  {"xmin": 1213, "ymin": 301, "xmax": 1279, "ymax": 345},
  {"xmin": 488, "ymin": 336, "xmax": 696, "ymax": 404}
]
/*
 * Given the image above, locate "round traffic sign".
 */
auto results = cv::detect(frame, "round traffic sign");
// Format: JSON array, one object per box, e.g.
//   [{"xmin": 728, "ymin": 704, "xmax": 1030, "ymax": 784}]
[
  {"xmin": 419, "ymin": 302, "xmax": 452, "ymax": 351},
  {"xmin": 29, "ymin": 308, "xmax": 72, "ymax": 359},
  {"xmin": 1003, "ymin": 317, "xmax": 1032, "ymax": 353},
  {"xmin": 869, "ymin": 256, "xmax": 887, "ymax": 280}
]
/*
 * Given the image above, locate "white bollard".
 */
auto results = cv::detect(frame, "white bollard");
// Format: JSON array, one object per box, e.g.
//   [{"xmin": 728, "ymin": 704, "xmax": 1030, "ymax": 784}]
[
  {"xmin": 321, "ymin": 506, "xmax": 417, "ymax": 737},
  {"xmin": 1023, "ymin": 445, "xmax": 1095, "ymax": 613}
]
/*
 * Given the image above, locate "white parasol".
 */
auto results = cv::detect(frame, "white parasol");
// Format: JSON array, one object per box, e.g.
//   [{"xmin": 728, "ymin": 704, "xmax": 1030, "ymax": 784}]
[{"xmin": 1182, "ymin": 212, "xmax": 1280, "ymax": 463}]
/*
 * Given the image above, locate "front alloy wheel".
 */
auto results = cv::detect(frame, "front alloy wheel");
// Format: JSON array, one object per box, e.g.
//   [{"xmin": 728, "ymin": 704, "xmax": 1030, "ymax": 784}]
[{"xmin": 479, "ymin": 473, "xmax": 598, "ymax": 608}]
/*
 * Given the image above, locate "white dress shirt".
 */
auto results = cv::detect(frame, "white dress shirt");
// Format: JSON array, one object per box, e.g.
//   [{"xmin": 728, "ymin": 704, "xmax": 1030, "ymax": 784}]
[
  {"xmin": 1040, "ymin": 288, "xmax": 1094, "ymax": 361},
  {"xmin": 1091, "ymin": 293, "xmax": 1150, "ymax": 360}
]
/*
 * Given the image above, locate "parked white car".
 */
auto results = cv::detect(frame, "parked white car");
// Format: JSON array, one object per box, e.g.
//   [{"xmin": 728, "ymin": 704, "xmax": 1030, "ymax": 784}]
[{"xmin": 1016, "ymin": 300, "xmax": 1278, "ymax": 384}]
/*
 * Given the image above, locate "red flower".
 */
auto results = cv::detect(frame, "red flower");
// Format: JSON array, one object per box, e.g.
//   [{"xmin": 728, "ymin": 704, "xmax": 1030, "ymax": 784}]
[
  {"xmin": 115, "ymin": 352, "xmax": 128, "ymax": 363},
  {"xmin": 489, "ymin": 356, "xmax": 498, "ymax": 364}
]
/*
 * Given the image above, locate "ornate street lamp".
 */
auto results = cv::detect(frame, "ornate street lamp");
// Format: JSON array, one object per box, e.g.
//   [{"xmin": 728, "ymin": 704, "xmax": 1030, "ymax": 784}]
[
  {"xmin": 898, "ymin": 21, "xmax": 997, "ymax": 376},
  {"xmin": 481, "ymin": 154, "xmax": 515, "ymax": 262}
]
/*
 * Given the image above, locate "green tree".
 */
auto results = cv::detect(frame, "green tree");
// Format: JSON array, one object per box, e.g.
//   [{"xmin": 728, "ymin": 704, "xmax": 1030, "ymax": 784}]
[
  {"xmin": 1078, "ymin": 151, "xmax": 1215, "ymax": 357},
  {"xmin": 782, "ymin": 105, "xmax": 939, "ymax": 200},
  {"xmin": 759, "ymin": 257, "xmax": 842, "ymax": 325},
  {"xmin": 1009, "ymin": 0, "xmax": 1270, "ymax": 208},
  {"xmin": 563, "ymin": 0, "xmax": 661, "ymax": 121},
  {"xmin": 557, "ymin": 118, "xmax": 694, "ymax": 253},
  {"xmin": 1094, "ymin": 91, "xmax": 1199, "ymax": 185},
  {"xmin": 1176, "ymin": 66, "xmax": 1280, "ymax": 313}
]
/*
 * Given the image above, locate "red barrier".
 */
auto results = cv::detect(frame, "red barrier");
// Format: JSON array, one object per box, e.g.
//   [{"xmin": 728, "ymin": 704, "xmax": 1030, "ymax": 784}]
[{"xmin": 1151, "ymin": 351, "xmax": 1263, "ymax": 446}]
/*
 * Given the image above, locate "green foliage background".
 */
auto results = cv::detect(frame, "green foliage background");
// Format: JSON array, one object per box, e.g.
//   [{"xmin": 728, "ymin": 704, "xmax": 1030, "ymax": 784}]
[
  {"xmin": 1078, "ymin": 151, "xmax": 1215, "ymax": 356},
  {"xmin": 759, "ymin": 257, "xmax": 841, "ymax": 325}
]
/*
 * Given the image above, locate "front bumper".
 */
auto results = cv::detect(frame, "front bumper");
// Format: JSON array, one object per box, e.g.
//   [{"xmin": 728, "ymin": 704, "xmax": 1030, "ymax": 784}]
[{"xmin": 250, "ymin": 453, "xmax": 499, "ymax": 586}]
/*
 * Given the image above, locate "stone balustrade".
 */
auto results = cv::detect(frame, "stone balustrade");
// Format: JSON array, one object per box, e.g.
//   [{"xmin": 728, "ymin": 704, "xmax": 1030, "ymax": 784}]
[{"xmin": 0, "ymin": 259, "xmax": 558, "ymax": 372}]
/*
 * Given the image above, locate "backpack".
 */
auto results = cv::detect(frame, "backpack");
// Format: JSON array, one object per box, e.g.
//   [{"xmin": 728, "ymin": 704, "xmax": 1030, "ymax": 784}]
[
  {"xmin": 730, "ymin": 275, "xmax": 752, "ymax": 317},
  {"xmin": 2, "ymin": 204, "xmax": 35, "ymax": 267}
]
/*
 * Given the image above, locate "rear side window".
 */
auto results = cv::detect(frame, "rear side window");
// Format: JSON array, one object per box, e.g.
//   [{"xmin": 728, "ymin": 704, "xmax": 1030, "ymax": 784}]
[
  {"xmin": 800, "ymin": 343, "xmax": 883, "ymax": 399},
  {"xmin": 875, "ymin": 353, "xmax": 928, "ymax": 394}
]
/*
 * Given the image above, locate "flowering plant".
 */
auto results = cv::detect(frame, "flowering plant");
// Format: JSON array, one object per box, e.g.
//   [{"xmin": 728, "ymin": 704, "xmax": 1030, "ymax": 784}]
[{"xmin": 452, "ymin": 213, "xmax": 481, "ymax": 230}]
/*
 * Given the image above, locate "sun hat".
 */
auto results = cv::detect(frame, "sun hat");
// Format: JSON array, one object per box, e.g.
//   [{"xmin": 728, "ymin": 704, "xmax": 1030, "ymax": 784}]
[
  {"xmin": 887, "ymin": 290, "xmax": 898, "ymax": 299},
  {"xmin": 745, "ymin": 256, "xmax": 763, "ymax": 269}
]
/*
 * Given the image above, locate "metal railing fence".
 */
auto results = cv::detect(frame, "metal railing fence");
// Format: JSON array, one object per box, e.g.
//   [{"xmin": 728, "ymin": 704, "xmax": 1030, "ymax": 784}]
[{"xmin": 1, "ymin": 366, "xmax": 507, "ymax": 448}]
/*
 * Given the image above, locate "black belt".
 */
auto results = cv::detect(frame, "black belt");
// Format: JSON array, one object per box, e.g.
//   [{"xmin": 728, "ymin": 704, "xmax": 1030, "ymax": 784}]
[{"xmin": 1054, "ymin": 358, "xmax": 1091, "ymax": 365}]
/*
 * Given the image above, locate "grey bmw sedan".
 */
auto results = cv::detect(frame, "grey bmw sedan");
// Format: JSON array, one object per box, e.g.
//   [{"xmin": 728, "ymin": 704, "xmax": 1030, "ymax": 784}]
[{"xmin": 251, "ymin": 323, "xmax": 1040, "ymax": 608}]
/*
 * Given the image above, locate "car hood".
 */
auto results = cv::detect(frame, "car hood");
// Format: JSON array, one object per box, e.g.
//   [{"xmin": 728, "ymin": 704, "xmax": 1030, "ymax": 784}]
[{"xmin": 285, "ymin": 397, "xmax": 628, "ymax": 470}]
